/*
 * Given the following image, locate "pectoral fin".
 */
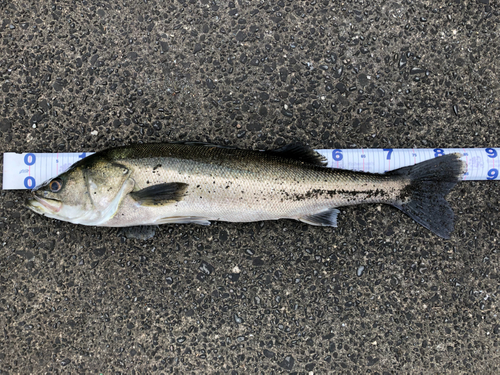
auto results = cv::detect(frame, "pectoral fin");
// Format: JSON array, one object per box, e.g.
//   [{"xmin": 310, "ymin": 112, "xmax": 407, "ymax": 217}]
[
  {"xmin": 299, "ymin": 208, "xmax": 340, "ymax": 227},
  {"xmin": 130, "ymin": 182, "xmax": 188, "ymax": 206}
]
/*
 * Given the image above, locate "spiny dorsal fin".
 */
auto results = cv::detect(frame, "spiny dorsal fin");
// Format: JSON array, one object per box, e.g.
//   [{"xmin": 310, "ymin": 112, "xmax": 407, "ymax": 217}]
[
  {"xmin": 169, "ymin": 141, "xmax": 326, "ymax": 166},
  {"xmin": 170, "ymin": 141, "xmax": 239, "ymax": 150},
  {"xmin": 130, "ymin": 182, "xmax": 188, "ymax": 206},
  {"xmin": 267, "ymin": 144, "xmax": 327, "ymax": 166}
]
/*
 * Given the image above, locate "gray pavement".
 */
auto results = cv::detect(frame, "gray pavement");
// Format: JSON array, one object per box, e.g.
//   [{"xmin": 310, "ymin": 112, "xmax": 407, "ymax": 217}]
[{"xmin": 1, "ymin": 0, "xmax": 499, "ymax": 373}]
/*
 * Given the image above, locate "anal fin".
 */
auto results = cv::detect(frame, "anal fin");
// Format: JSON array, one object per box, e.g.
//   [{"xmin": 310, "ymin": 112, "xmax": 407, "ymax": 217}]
[
  {"xmin": 130, "ymin": 182, "xmax": 188, "ymax": 206},
  {"xmin": 298, "ymin": 208, "xmax": 340, "ymax": 227}
]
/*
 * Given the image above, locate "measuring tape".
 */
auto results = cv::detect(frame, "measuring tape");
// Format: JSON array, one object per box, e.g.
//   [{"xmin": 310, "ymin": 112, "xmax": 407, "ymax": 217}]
[
  {"xmin": 316, "ymin": 147, "xmax": 499, "ymax": 181},
  {"xmin": 2, "ymin": 148, "xmax": 499, "ymax": 190}
]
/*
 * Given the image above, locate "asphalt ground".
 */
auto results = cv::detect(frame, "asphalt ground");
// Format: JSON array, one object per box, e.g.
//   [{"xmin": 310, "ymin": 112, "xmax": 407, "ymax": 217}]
[{"xmin": 1, "ymin": 0, "xmax": 499, "ymax": 373}]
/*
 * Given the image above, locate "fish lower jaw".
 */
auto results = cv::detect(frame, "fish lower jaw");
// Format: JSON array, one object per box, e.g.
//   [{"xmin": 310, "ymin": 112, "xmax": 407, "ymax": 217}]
[
  {"xmin": 67, "ymin": 210, "xmax": 117, "ymax": 226},
  {"xmin": 31, "ymin": 196, "xmax": 62, "ymax": 213},
  {"xmin": 26, "ymin": 199, "xmax": 47, "ymax": 215},
  {"xmin": 26, "ymin": 199, "xmax": 111, "ymax": 226},
  {"xmin": 26, "ymin": 201, "xmax": 68, "ymax": 221}
]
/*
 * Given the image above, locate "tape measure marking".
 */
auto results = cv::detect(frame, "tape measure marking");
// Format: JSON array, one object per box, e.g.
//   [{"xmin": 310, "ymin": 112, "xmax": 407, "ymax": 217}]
[{"xmin": 2, "ymin": 148, "xmax": 499, "ymax": 190}]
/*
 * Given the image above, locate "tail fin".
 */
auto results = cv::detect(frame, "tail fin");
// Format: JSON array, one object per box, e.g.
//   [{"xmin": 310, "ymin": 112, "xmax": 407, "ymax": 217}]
[{"xmin": 387, "ymin": 153, "xmax": 465, "ymax": 239}]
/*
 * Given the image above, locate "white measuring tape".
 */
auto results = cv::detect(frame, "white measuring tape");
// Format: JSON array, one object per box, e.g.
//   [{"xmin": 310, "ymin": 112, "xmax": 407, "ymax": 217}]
[{"xmin": 2, "ymin": 148, "xmax": 499, "ymax": 190}]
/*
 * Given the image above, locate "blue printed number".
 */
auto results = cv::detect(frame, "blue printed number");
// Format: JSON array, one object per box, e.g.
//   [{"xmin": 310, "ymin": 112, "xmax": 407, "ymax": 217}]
[
  {"xmin": 79, "ymin": 152, "xmax": 87, "ymax": 159},
  {"xmin": 24, "ymin": 176, "xmax": 36, "ymax": 189},
  {"xmin": 485, "ymin": 148, "xmax": 497, "ymax": 158},
  {"xmin": 332, "ymin": 149, "xmax": 343, "ymax": 161},
  {"xmin": 24, "ymin": 153, "xmax": 36, "ymax": 166},
  {"xmin": 383, "ymin": 148, "xmax": 393, "ymax": 160},
  {"xmin": 487, "ymin": 168, "xmax": 498, "ymax": 180},
  {"xmin": 434, "ymin": 148, "xmax": 445, "ymax": 157}
]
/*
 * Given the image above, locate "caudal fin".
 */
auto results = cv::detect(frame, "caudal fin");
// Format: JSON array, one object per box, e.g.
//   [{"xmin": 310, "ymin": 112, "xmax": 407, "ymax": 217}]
[{"xmin": 388, "ymin": 153, "xmax": 465, "ymax": 239}]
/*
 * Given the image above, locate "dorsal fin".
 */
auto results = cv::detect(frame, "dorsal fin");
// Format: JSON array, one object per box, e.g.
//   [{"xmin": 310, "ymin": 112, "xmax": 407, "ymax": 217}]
[
  {"xmin": 266, "ymin": 144, "xmax": 327, "ymax": 166},
  {"xmin": 170, "ymin": 141, "xmax": 238, "ymax": 150},
  {"xmin": 169, "ymin": 141, "xmax": 326, "ymax": 166}
]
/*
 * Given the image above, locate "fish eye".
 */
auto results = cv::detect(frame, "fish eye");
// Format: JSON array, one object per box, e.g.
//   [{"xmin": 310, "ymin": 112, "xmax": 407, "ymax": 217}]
[{"xmin": 49, "ymin": 178, "xmax": 63, "ymax": 193}]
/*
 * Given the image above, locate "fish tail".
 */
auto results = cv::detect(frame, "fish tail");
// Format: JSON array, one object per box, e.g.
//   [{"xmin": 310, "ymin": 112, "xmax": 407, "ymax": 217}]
[{"xmin": 387, "ymin": 153, "xmax": 466, "ymax": 239}]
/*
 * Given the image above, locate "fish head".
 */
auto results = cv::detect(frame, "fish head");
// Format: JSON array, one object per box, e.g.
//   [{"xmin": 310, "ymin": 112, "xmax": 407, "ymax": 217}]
[
  {"xmin": 26, "ymin": 156, "xmax": 134, "ymax": 225},
  {"xmin": 26, "ymin": 165, "xmax": 94, "ymax": 223}
]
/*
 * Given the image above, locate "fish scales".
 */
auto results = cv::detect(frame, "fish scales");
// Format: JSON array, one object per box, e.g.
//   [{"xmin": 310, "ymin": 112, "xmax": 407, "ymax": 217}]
[{"xmin": 103, "ymin": 144, "xmax": 402, "ymax": 226}]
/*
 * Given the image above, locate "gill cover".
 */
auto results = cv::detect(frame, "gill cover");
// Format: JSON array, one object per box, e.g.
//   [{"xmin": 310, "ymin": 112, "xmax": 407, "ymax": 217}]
[{"xmin": 83, "ymin": 158, "xmax": 135, "ymax": 225}]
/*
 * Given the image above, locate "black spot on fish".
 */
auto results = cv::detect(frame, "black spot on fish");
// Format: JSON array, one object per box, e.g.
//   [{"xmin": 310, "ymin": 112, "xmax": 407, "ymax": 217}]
[
  {"xmin": 153, "ymin": 164, "xmax": 162, "ymax": 170},
  {"xmin": 289, "ymin": 188, "xmax": 371, "ymax": 202}
]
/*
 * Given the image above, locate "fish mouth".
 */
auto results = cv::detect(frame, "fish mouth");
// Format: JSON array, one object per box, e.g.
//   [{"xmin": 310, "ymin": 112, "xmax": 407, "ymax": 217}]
[{"xmin": 26, "ymin": 193, "xmax": 62, "ymax": 214}]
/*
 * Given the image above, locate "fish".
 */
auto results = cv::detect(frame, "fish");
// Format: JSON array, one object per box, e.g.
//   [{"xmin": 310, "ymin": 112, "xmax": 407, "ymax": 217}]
[{"xmin": 25, "ymin": 142, "xmax": 465, "ymax": 239}]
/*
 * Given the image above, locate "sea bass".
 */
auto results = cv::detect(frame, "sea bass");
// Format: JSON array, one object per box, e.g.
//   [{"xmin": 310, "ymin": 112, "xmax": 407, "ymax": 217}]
[{"xmin": 26, "ymin": 142, "xmax": 465, "ymax": 238}]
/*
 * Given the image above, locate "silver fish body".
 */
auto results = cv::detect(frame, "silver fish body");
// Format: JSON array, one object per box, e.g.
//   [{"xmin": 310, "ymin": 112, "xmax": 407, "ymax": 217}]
[{"xmin": 26, "ymin": 143, "xmax": 465, "ymax": 238}]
